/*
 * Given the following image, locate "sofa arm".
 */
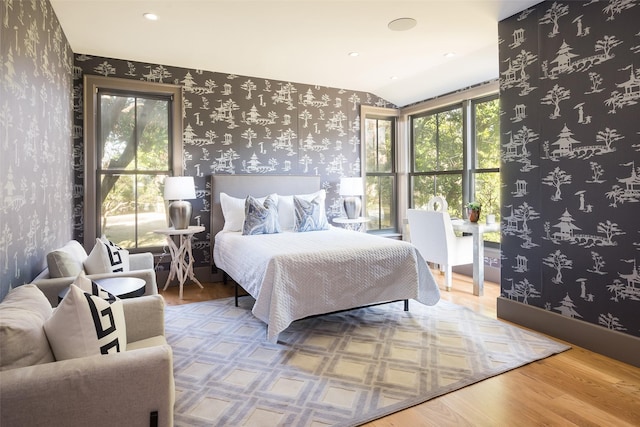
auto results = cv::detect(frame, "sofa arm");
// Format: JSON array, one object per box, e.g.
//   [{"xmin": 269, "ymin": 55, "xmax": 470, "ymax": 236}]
[
  {"xmin": 0, "ymin": 345, "xmax": 175, "ymax": 427},
  {"xmin": 123, "ymin": 294, "xmax": 166, "ymax": 342},
  {"xmin": 129, "ymin": 251, "xmax": 154, "ymax": 271}
]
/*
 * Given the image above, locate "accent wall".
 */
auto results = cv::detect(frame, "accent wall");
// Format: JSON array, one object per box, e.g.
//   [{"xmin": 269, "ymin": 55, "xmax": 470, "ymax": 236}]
[
  {"xmin": 0, "ymin": 0, "xmax": 74, "ymax": 301},
  {"xmin": 499, "ymin": 1, "xmax": 639, "ymax": 339},
  {"xmin": 71, "ymin": 55, "xmax": 393, "ymax": 271}
]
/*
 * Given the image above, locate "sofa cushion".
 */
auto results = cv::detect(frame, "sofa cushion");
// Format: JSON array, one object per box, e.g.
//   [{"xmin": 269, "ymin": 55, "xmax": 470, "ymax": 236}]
[
  {"xmin": 44, "ymin": 281, "xmax": 127, "ymax": 361},
  {"xmin": 46, "ymin": 240, "xmax": 88, "ymax": 278},
  {"xmin": 84, "ymin": 237, "xmax": 130, "ymax": 274},
  {"xmin": 0, "ymin": 284, "xmax": 54, "ymax": 371}
]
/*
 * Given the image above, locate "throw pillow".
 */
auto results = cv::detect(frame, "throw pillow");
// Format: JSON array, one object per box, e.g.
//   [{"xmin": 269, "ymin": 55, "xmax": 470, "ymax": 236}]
[
  {"xmin": 83, "ymin": 237, "xmax": 130, "ymax": 274},
  {"xmin": 44, "ymin": 283, "xmax": 127, "ymax": 361},
  {"xmin": 293, "ymin": 194, "xmax": 329, "ymax": 232},
  {"xmin": 0, "ymin": 284, "xmax": 55, "ymax": 371},
  {"xmin": 46, "ymin": 240, "xmax": 88, "ymax": 278},
  {"xmin": 243, "ymin": 195, "xmax": 281, "ymax": 235},
  {"xmin": 278, "ymin": 190, "xmax": 327, "ymax": 231},
  {"xmin": 220, "ymin": 192, "xmax": 277, "ymax": 232}
]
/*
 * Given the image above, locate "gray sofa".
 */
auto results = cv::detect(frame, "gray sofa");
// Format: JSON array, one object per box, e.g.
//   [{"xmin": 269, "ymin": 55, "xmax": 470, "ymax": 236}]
[
  {"xmin": 0, "ymin": 284, "xmax": 174, "ymax": 427},
  {"xmin": 33, "ymin": 240, "xmax": 158, "ymax": 307}
]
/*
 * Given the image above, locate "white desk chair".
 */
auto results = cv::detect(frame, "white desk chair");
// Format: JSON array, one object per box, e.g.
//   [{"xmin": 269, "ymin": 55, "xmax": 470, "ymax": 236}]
[{"xmin": 407, "ymin": 208, "xmax": 474, "ymax": 291}]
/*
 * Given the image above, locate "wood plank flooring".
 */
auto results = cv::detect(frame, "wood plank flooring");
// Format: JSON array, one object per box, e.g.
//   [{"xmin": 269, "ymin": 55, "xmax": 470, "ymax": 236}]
[{"xmin": 160, "ymin": 271, "xmax": 640, "ymax": 426}]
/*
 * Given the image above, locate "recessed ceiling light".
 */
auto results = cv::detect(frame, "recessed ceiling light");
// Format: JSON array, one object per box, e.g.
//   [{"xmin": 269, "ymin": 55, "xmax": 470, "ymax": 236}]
[
  {"xmin": 444, "ymin": 52, "xmax": 456, "ymax": 58},
  {"xmin": 388, "ymin": 18, "xmax": 417, "ymax": 31},
  {"xmin": 143, "ymin": 13, "xmax": 158, "ymax": 21},
  {"xmin": 348, "ymin": 52, "xmax": 359, "ymax": 57},
  {"xmin": 390, "ymin": 76, "xmax": 398, "ymax": 80}
]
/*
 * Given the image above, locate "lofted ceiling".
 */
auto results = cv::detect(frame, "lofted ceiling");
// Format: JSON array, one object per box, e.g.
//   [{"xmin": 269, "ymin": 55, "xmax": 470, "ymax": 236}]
[{"xmin": 50, "ymin": 0, "xmax": 542, "ymax": 107}]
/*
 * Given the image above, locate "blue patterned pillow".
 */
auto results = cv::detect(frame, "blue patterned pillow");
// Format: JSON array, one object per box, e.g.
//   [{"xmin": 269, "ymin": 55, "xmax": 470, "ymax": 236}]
[
  {"xmin": 293, "ymin": 195, "xmax": 329, "ymax": 232},
  {"xmin": 242, "ymin": 195, "xmax": 281, "ymax": 235}
]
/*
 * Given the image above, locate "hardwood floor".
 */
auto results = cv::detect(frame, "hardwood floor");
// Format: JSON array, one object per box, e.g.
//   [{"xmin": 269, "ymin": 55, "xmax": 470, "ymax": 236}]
[{"xmin": 160, "ymin": 271, "xmax": 640, "ymax": 426}]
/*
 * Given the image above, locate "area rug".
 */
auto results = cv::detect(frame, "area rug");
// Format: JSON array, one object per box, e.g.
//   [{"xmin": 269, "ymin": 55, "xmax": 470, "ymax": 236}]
[{"xmin": 165, "ymin": 297, "xmax": 569, "ymax": 426}]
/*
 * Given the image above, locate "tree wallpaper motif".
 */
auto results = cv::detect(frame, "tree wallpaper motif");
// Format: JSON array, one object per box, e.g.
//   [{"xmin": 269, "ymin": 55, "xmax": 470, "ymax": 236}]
[
  {"xmin": 72, "ymin": 56, "xmax": 393, "ymax": 269},
  {"xmin": 0, "ymin": 0, "xmax": 74, "ymax": 301},
  {"xmin": 499, "ymin": 1, "xmax": 639, "ymax": 337}
]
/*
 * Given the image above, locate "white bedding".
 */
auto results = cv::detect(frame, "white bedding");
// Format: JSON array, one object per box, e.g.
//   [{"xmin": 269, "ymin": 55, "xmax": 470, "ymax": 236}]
[{"xmin": 214, "ymin": 227, "xmax": 441, "ymax": 341}]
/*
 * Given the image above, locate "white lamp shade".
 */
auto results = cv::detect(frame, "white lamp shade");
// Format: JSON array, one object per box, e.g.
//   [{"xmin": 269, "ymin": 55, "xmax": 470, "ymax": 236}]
[
  {"xmin": 339, "ymin": 177, "xmax": 363, "ymax": 196},
  {"xmin": 164, "ymin": 176, "xmax": 196, "ymax": 200}
]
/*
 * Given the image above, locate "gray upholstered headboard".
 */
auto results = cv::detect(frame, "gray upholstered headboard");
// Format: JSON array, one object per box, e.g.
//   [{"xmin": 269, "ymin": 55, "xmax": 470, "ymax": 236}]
[{"xmin": 210, "ymin": 175, "xmax": 321, "ymax": 266}]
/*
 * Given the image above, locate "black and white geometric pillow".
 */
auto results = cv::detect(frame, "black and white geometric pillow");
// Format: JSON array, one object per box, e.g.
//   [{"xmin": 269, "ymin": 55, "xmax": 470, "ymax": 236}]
[
  {"xmin": 44, "ymin": 283, "xmax": 127, "ymax": 361},
  {"xmin": 83, "ymin": 237, "xmax": 130, "ymax": 274}
]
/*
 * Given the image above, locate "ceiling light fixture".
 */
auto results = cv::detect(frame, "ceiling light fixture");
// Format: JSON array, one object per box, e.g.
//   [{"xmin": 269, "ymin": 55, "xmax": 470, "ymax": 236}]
[
  {"xmin": 348, "ymin": 52, "xmax": 359, "ymax": 57},
  {"xmin": 388, "ymin": 17, "xmax": 417, "ymax": 32},
  {"xmin": 143, "ymin": 13, "xmax": 158, "ymax": 21},
  {"xmin": 444, "ymin": 52, "xmax": 456, "ymax": 58}
]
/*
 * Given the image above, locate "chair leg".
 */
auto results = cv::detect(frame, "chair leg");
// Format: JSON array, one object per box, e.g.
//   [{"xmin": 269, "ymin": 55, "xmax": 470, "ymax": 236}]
[{"xmin": 444, "ymin": 265, "xmax": 453, "ymax": 291}]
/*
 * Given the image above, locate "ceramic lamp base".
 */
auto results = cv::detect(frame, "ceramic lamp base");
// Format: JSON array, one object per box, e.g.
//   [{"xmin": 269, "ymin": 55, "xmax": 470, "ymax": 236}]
[
  {"xmin": 169, "ymin": 200, "xmax": 192, "ymax": 229},
  {"xmin": 343, "ymin": 197, "xmax": 361, "ymax": 219}
]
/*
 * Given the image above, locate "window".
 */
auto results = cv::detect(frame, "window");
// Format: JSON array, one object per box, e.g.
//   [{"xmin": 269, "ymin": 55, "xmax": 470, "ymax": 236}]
[
  {"xmin": 411, "ymin": 106, "xmax": 464, "ymax": 218},
  {"xmin": 410, "ymin": 94, "xmax": 500, "ymax": 244},
  {"xmin": 84, "ymin": 75, "xmax": 183, "ymax": 251},
  {"xmin": 362, "ymin": 108, "xmax": 398, "ymax": 233}
]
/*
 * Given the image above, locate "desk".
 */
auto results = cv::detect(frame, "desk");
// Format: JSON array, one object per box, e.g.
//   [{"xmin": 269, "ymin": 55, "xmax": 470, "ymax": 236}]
[
  {"xmin": 451, "ymin": 220, "xmax": 500, "ymax": 297},
  {"xmin": 154, "ymin": 226, "xmax": 205, "ymax": 299},
  {"xmin": 332, "ymin": 217, "xmax": 370, "ymax": 232}
]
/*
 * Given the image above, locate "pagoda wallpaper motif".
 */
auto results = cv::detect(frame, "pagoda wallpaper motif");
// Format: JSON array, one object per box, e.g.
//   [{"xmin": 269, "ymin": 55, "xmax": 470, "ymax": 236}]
[
  {"xmin": 72, "ymin": 56, "xmax": 393, "ymax": 270},
  {"xmin": 499, "ymin": 1, "xmax": 640, "ymax": 338}
]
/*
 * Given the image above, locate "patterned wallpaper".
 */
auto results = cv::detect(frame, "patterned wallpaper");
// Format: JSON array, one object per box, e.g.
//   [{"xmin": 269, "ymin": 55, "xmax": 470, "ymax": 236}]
[
  {"xmin": 0, "ymin": 1, "xmax": 74, "ymax": 301},
  {"xmin": 499, "ymin": 1, "xmax": 639, "ymax": 338},
  {"xmin": 72, "ymin": 57, "xmax": 393, "ymax": 269}
]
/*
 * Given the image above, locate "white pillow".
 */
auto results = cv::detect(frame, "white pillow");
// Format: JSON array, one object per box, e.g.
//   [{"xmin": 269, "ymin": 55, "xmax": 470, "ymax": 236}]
[
  {"xmin": 220, "ymin": 192, "xmax": 277, "ymax": 232},
  {"xmin": 44, "ymin": 283, "xmax": 127, "ymax": 361},
  {"xmin": 278, "ymin": 190, "xmax": 327, "ymax": 231},
  {"xmin": 84, "ymin": 237, "xmax": 130, "ymax": 274}
]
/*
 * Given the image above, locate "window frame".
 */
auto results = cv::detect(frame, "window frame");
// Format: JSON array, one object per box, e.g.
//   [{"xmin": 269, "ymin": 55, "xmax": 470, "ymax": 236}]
[
  {"xmin": 83, "ymin": 75, "xmax": 183, "ymax": 252},
  {"xmin": 360, "ymin": 106, "xmax": 400, "ymax": 235},
  {"xmin": 403, "ymin": 82, "xmax": 500, "ymax": 247}
]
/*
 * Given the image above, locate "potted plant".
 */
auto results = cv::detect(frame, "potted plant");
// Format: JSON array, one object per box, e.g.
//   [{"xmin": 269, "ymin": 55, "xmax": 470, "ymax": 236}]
[{"xmin": 467, "ymin": 201, "xmax": 482, "ymax": 223}]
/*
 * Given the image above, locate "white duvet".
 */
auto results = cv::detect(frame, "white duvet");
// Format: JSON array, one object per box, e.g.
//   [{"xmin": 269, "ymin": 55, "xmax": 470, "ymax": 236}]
[{"xmin": 214, "ymin": 227, "xmax": 440, "ymax": 341}]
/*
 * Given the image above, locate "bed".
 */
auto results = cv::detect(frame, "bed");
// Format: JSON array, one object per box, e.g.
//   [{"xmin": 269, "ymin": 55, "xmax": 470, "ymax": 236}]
[{"xmin": 210, "ymin": 175, "xmax": 441, "ymax": 342}]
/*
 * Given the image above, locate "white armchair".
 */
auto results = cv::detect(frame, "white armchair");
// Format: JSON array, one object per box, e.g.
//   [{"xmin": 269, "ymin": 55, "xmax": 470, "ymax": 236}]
[
  {"xmin": 0, "ymin": 285, "xmax": 174, "ymax": 427},
  {"xmin": 407, "ymin": 208, "xmax": 474, "ymax": 291},
  {"xmin": 32, "ymin": 240, "xmax": 158, "ymax": 307}
]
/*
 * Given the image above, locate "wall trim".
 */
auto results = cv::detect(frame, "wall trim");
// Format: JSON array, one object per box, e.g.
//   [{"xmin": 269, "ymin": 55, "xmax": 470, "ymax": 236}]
[{"xmin": 497, "ymin": 297, "xmax": 640, "ymax": 368}]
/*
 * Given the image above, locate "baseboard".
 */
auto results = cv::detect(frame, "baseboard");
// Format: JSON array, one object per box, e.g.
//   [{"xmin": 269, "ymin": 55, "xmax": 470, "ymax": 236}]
[{"xmin": 497, "ymin": 297, "xmax": 640, "ymax": 368}]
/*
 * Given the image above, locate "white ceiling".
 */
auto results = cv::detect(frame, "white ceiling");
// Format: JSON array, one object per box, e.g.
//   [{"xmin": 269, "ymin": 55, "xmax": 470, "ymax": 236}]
[{"xmin": 50, "ymin": 0, "xmax": 541, "ymax": 107}]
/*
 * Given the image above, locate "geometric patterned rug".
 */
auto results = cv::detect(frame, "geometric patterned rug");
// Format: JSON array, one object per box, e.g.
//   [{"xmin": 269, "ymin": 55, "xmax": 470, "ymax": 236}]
[{"xmin": 165, "ymin": 297, "xmax": 569, "ymax": 426}]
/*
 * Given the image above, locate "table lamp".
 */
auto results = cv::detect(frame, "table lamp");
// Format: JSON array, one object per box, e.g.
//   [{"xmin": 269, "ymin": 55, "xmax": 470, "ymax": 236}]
[
  {"xmin": 164, "ymin": 176, "xmax": 196, "ymax": 229},
  {"xmin": 340, "ymin": 177, "xmax": 364, "ymax": 219}
]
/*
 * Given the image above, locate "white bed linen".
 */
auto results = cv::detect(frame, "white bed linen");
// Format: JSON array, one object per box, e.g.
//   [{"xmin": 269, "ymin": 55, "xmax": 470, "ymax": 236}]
[{"xmin": 214, "ymin": 227, "xmax": 441, "ymax": 341}]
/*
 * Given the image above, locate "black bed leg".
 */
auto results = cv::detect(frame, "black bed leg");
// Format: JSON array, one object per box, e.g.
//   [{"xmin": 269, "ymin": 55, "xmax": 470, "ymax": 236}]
[
  {"xmin": 235, "ymin": 283, "xmax": 239, "ymax": 307},
  {"xmin": 404, "ymin": 299, "xmax": 409, "ymax": 311},
  {"xmin": 223, "ymin": 272, "xmax": 228, "ymax": 285}
]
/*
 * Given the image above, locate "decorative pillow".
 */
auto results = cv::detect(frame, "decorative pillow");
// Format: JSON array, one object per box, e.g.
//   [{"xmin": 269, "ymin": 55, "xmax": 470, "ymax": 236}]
[
  {"xmin": 221, "ymin": 192, "xmax": 277, "ymax": 232},
  {"xmin": 278, "ymin": 190, "xmax": 327, "ymax": 231},
  {"xmin": 243, "ymin": 195, "xmax": 281, "ymax": 235},
  {"xmin": 46, "ymin": 240, "xmax": 88, "ymax": 278},
  {"xmin": 0, "ymin": 284, "xmax": 55, "ymax": 371},
  {"xmin": 83, "ymin": 237, "xmax": 130, "ymax": 274},
  {"xmin": 44, "ymin": 283, "xmax": 126, "ymax": 361},
  {"xmin": 294, "ymin": 194, "xmax": 329, "ymax": 232}
]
